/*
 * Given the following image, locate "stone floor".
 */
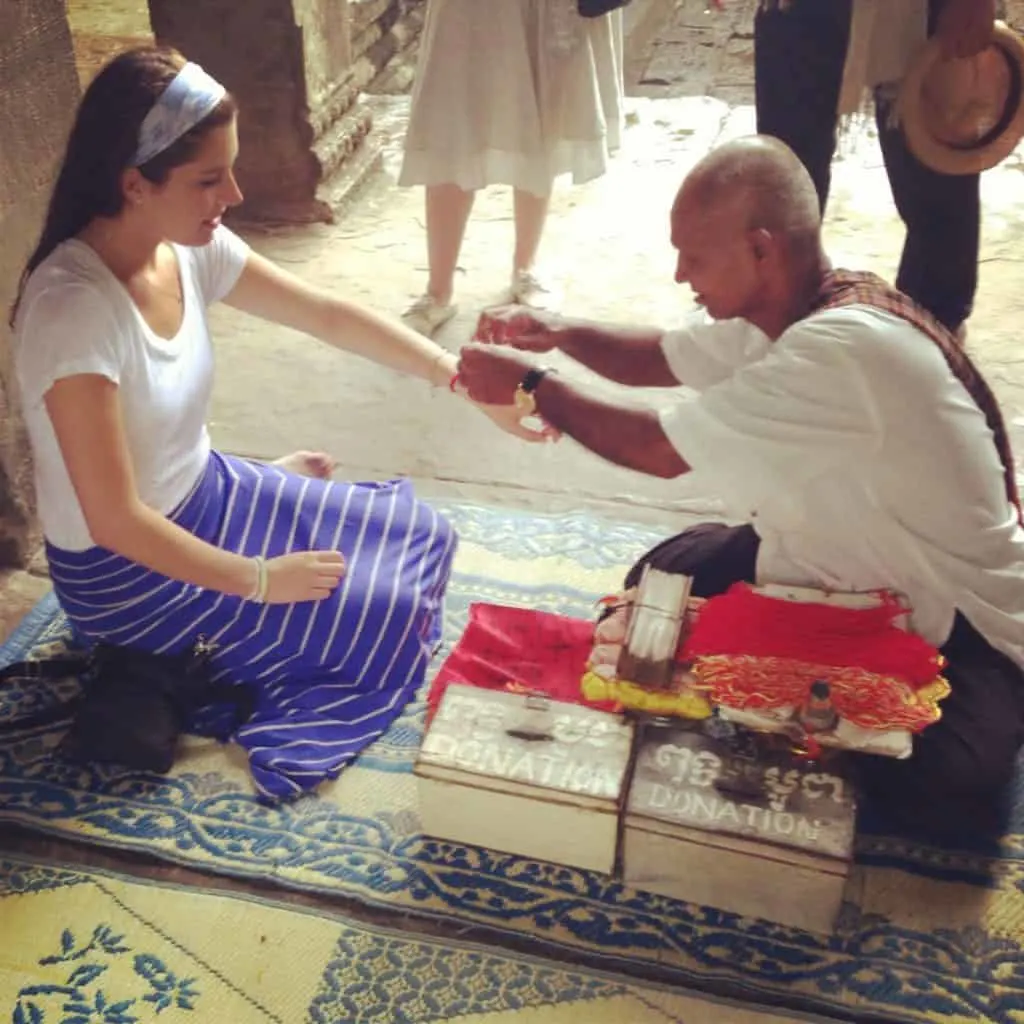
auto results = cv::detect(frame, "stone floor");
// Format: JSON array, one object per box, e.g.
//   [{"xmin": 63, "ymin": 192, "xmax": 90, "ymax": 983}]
[{"xmin": 2, "ymin": 5, "xmax": 1024, "ymax": 1020}]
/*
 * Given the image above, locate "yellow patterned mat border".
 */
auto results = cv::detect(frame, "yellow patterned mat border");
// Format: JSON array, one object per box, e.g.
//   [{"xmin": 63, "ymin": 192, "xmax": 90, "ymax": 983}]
[{"xmin": 0, "ymin": 853, "xmax": 819, "ymax": 1024}]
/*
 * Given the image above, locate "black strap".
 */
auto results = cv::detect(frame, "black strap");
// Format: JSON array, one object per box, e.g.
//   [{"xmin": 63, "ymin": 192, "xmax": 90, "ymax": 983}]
[
  {"xmin": 0, "ymin": 655, "xmax": 89, "ymax": 682},
  {"xmin": 0, "ymin": 653, "xmax": 89, "ymax": 735},
  {"xmin": 0, "ymin": 652, "xmax": 256, "ymax": 739},
  {"xmin": 198, "ymin": 681, "xmax": 258, "ymax": 732}
]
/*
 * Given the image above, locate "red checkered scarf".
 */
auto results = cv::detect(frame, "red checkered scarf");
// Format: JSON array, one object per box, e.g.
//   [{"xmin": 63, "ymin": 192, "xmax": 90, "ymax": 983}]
[{"xmin": 813, "ymin": 269, "xmax": 1023, "ymax": 525}]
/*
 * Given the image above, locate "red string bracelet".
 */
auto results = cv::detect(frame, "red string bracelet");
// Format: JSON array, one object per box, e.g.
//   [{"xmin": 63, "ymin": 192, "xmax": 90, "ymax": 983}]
[{"xmin": 449, "ymin": 373, "xmax": 461, "ymax": 393}]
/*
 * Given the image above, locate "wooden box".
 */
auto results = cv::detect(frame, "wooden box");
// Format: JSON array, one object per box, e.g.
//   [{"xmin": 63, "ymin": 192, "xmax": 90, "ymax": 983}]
[
  {"xmin": 622, "ymin": 720, "xmax": 856, "ymax": 933},
  {"xmin": 415, "ymin": 684, "xmax": 634, "ymax": 874}
]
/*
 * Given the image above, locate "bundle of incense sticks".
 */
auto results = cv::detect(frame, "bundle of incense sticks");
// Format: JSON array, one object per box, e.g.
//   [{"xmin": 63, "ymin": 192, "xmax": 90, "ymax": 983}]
[{"xmin": 616, "ymin": 566, "xmax": 693, "ymax": 689}]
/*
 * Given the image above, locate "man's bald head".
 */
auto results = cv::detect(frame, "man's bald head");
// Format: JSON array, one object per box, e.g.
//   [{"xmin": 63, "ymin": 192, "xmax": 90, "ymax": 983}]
[
  {"xmin": 672, "ymin": 136, "xmax": 822, "ymax": 262},
  {"xmin": 668, "ymin": 137, "xmax": 829, "ymax": 332}
]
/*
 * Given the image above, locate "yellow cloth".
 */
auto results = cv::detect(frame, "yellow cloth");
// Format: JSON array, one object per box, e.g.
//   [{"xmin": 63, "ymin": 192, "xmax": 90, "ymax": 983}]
[{"xmin": 580, "ymin": 670, "xmax": 713, "ymax": 719}]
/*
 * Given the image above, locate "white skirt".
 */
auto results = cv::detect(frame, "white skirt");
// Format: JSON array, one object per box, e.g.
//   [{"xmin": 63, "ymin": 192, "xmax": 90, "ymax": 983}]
[{"xmin": 398, "ymin": 0, "xmax": 624, "ymax": 197}]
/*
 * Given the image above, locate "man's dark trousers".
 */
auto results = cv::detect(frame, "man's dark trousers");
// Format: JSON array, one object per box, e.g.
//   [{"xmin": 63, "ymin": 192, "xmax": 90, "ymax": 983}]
[{"xmin": 753, "ymin": 0, "xmax": 980, "ymax": 331}]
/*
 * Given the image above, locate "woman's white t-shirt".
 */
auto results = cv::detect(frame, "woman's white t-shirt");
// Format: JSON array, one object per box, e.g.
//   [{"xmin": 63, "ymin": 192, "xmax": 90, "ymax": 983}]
[{"xmin": 13, "ymin": 226, "xmax": 251, "ymax": 552}]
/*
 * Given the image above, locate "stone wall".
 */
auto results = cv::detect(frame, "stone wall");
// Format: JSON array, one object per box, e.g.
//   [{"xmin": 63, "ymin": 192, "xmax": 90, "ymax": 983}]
[
  {"xmin": 351, "ymin": 0, "xmax": 426, "ymax": 94},
  {"xmin": 148, "ymin": 0, "xmax": 320, "ymax": 222},
  {"xmin": 148, "ymin": 0, "xmax": 410, "ymax": 224},
  {"xmin": 0, "ymin": 0, "xmax": 81, "ymax": 567}
]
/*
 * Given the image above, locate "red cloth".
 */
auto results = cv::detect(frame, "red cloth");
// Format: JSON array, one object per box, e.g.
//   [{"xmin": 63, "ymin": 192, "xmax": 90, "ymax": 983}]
[
  {"xmin": 427, "ymin": 603, "xmax": 618, "ymax": 714},
  {"xmin": 681, "ymin": 583, "xmax": 943, "ymax": 687}
]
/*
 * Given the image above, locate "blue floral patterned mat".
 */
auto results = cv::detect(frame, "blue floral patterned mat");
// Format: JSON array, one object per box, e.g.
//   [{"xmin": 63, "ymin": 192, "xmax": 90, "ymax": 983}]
[{"xmin": 2, "ymin": 500, "xmax": 1024, "ymax": 1024}]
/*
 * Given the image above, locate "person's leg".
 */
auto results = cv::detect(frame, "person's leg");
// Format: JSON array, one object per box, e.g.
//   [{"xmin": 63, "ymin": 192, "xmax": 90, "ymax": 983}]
[
  {"xmin": 402, "ymin": 184, "xmax": 476, "ymax": 336},
  {"xmin": 624, "ymin": 522, "xmax": 761, "ymax": 597},
  {"xmin": 511, "ymin": 187, "xmax": 562, "ymax": 308},
  {"xmin": 754, "ymin": 0, "xmax": 852, "ymax": 210},
  {"xmin": 855, "ymin": 614, "xmax": 1024, "ymax": 841},
  {"xmin": 874, "ymin": 95, "xmax": 980, "ymax": 332},
  {"xmin": 425, "ymin": 183, "xmax": 476, "ymax": 305},
  {"xmin": 512, "ymin": 187, "xmax": 551, "ymax": 277}
]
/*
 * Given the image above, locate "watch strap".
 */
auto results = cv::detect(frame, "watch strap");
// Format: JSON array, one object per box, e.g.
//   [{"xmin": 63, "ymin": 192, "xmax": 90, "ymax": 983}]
[
  {"xmin": 514, "ymin": 366, "xmax": 555, "ymax": 417},
  {"xmin": 519, "ymin": 367, "xmax": 549, "ymax": 395}
]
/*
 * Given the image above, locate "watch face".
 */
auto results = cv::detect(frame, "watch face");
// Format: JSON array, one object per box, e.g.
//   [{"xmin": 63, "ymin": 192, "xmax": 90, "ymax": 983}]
[
  {"xmin": 520, "ymin": 368, "xmax": 545, "ymax": 393},
  {"xmin": 514, "ymin": 386, "xmax": 536, "ymax": 415}
]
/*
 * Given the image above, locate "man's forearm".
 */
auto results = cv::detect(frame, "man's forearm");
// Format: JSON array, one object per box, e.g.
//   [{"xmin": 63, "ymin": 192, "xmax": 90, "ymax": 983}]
[
  {"xmin": 534, "ymin": 373, "xmax": 689, "ymax": 479},
  {"xmin": 552, "ymin": 320, "xmax": 679, "ymax": 388}
]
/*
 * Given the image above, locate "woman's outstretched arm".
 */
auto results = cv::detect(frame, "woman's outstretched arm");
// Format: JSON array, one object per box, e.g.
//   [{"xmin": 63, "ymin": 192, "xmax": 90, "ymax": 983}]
[{"xmin": 224, "ymin": 251, "xmax": 548, "ymax": 441}]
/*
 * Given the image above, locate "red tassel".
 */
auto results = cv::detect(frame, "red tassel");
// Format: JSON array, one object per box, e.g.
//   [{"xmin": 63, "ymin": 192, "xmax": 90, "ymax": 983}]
[{"xmin": 681, "ymin": 583, "xmax": 941, "ymax": 687}]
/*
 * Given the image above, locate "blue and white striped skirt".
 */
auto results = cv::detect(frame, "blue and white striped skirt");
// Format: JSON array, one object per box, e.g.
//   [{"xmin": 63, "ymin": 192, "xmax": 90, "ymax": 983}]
[{"xmin": 46, "ymin": 450, "xmax": 457, "ymax": 800}]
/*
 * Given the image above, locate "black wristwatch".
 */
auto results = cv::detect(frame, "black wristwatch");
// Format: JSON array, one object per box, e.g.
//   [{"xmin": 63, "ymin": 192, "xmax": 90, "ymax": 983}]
[{"xmin": 514, "ymin": 366, "xmax": 554, "ymax": 417}]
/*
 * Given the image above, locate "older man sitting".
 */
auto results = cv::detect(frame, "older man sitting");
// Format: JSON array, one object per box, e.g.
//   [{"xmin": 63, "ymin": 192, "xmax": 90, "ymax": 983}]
[{"xmin": 457, "ymin": 136, "xmax": 1024, "ymax": 841}]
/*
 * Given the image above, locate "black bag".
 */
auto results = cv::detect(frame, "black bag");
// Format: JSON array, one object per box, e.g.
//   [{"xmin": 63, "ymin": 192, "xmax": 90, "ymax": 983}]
[
  {"xmin": 0, "ymin": 638, "xmax": 254, "ymax": 774},
  {"xmin": 578, "ymin": 0, "xmax": 631, "ymax": 17}
]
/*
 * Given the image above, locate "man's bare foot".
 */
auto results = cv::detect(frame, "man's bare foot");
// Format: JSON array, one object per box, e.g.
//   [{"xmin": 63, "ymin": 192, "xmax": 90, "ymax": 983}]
[{"xmin": 272, "ymin": 450, "xmax": 336, "ymax": 479}]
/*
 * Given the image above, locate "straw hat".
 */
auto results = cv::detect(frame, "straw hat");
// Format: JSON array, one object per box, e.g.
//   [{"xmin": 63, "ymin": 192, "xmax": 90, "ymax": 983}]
[{"xmin": 898, "ymin": 22, "xmax": 1024, "ymax": 175}]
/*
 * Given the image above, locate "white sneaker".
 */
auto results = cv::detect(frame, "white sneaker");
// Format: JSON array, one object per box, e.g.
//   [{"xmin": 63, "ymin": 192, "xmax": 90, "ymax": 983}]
[
  {"xmin": 401, "ymin": 294, "xmax": 457, "ymax": 337},
  {"xmin": 511, "ymin": 269, "xmax": 563, "ymax": 310}
]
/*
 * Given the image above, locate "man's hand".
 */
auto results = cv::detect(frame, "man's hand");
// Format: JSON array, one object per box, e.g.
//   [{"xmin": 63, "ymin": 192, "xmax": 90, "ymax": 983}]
[
  {"xmin": 458, "ymin": 343, "xmax": 539, "ymax": 405},
  {"xmin": 473, "ymin": 304, "xmax": 561, "ymax": 352},
  {"xmin": 455, "ymin": 347, "xmax": 557, "ymax": 442},
  {"xmin": 935, "ymin": 0, "xmax": 996, "ymax": 60}
]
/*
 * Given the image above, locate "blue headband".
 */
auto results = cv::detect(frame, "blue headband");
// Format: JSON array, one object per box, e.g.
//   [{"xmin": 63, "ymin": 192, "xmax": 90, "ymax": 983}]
[{"xmin": 132, "ymin": 62, "xmax": 227, "ymax": 167}]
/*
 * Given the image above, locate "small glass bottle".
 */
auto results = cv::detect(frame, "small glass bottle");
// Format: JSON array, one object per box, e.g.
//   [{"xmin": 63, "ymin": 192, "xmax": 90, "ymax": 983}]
[{"xmin": 797, "ymin": 680, "xmax": 839, "ymax": 733}]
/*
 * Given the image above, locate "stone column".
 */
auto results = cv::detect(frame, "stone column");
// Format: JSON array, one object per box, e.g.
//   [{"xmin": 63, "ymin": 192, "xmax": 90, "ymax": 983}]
[
  {"xmin": 0, "ymin": 0, "xmax": 81, "ymax": 566},
  {"xmin": 148, "ymin": 0, "xmax": 379, "ymax": 224}
]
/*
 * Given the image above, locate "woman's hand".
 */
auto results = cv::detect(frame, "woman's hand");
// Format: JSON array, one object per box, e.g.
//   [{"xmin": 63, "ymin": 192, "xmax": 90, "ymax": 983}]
[
  {"xmin": 471, "ymin": 399, "xmax": 558, "ymax": 442},
  {"xmin": 453, "ymin": 348, "xmax": 560, "ymax": 443},
  {"xmin": 264, "ymin": 550, "xmax": 346, "ymax": 603}
]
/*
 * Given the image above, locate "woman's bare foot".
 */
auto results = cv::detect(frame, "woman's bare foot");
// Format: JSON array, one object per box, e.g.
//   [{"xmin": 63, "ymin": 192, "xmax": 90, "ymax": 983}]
[{"xmin": 272, "ymin": 450, "xmax": 336, "ymax": 479}]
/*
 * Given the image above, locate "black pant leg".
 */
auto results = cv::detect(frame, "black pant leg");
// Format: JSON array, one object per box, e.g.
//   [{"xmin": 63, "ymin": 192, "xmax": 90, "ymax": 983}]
[
  {"xmin": 756, "ymin": 0, "xmax": 979, "ymax": 330},
  {"xmin": 753, "ymin": 0, "xmax": 852, "ymax": 210},
  {"xmin": 874, "ymin": 92, "xmax": 980, "ymax": 332},
  {"xmin": 875, "ymin": 0, "xmax": 978, "ymax": 331},
  {"xmin": 855, "ymin": 614, "xmax": 1024, "ymax": 840}
]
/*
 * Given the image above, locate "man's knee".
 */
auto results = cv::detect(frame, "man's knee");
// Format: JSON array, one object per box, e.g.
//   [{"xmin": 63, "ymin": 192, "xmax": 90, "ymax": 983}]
[
  {"xmin": 910, "ymin": 726, "xmax": 1020, "ymax": 800},
  {"xmin": 624, "ymin": 522, "xmax": 759, "ymax": 596},
  {"xmin": 857, "ymin": 716, "xmax": 1022, "ymax": 839}
]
